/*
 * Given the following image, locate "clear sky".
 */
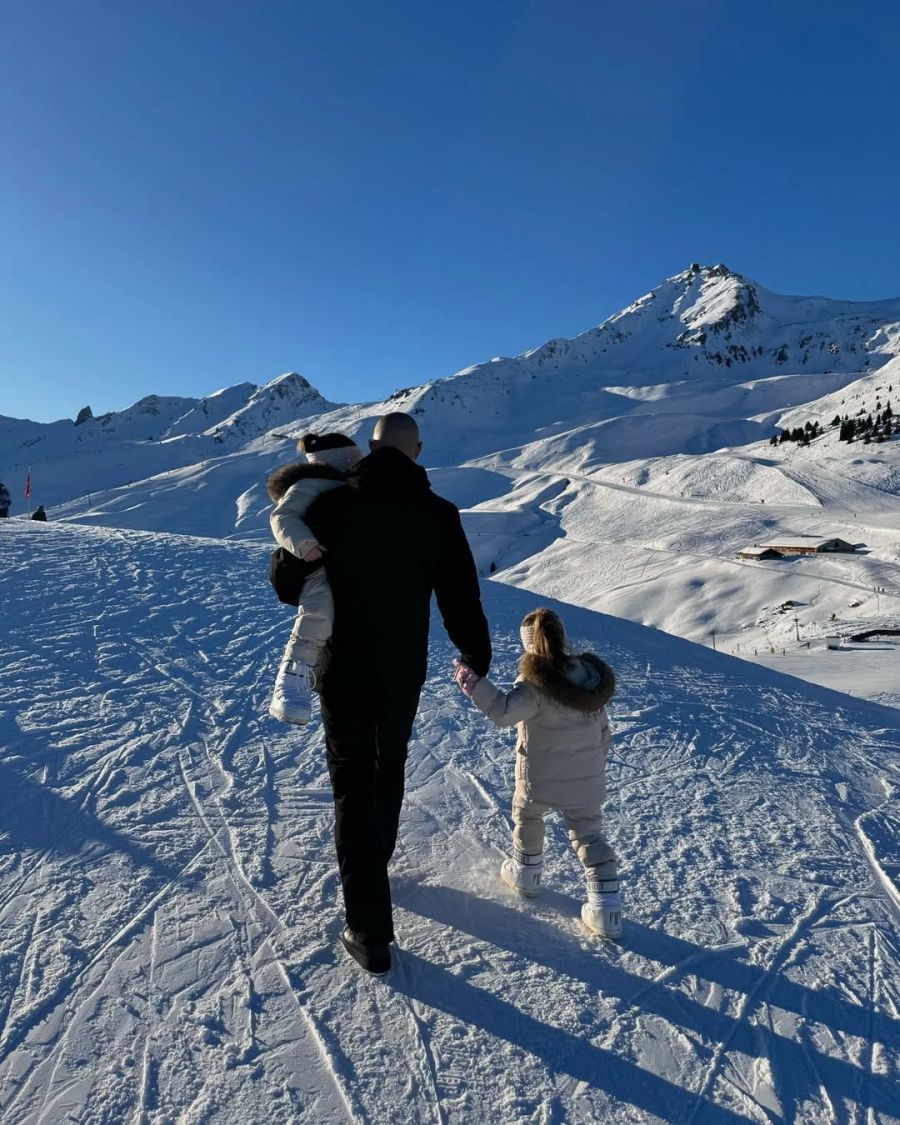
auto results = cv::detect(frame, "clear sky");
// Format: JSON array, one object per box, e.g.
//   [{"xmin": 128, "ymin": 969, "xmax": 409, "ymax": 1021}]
[{"xmin": 4, "ymin": 0, "xmax": 900, "ymax": 423}]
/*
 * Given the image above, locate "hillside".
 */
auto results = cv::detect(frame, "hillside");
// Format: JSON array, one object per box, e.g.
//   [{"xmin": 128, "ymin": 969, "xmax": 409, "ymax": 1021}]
[
  {"xmin": 5, "ymin": 265, "xmax": 900, "ymax": 506},
  {"xmin": 3, "ymin": 265, "xmax": 900, "ymax": 699},
  {"xmin": 1, "ymin": 521, "xmax": 897, "ymax": 1123}
]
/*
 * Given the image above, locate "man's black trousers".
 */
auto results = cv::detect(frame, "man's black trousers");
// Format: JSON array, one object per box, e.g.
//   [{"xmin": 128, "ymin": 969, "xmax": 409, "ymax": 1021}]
[{"xmin": 320, "ymin": 678, "xmax": 421, "ymax": 947}]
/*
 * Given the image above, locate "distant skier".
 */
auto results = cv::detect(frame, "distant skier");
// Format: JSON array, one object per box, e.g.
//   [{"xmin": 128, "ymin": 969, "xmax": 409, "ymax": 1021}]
[
  {"xmin": 266, "ymin": 432, "xmax": 363, "ymax": 724},
  {"xmin": 454, "ymin": 607, "xmax": 622, "ymax": 939},
  {"xmin": 31, "ymin": 505, "xmax": 47, "ymax": 522},
  {"xmin": 0, "ymin": 481, "xmax": 10, "ymax": 517}
]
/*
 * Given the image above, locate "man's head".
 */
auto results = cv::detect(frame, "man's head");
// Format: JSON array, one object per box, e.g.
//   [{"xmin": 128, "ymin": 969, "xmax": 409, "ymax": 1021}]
[{"xmin": 370, "ymin": 412, "xmax": 422, "ymax": 460}]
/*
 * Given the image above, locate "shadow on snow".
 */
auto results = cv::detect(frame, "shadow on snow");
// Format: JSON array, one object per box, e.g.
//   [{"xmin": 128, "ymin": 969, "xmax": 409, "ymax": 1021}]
[
  {"xmin": 0, "ymin": 759, "xmax": 178, "ymax": 882},
  {"xmin": 397, "ymin": 882, "xmax": 898, "ymax": 1121}
]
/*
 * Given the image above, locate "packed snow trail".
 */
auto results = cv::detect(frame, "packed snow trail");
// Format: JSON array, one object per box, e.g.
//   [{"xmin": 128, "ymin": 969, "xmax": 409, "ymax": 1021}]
[{"xmin": 1, "ymin": 522, "xmax": 898, "ymax": 1123}]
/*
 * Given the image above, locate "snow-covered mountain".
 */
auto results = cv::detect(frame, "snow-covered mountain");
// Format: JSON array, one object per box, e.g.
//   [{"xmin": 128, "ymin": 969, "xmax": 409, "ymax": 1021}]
[
  {"xmin": 5, "ymin": 265, "xmax": 900, "ymax": 499},
  {"xmin": 0, "ymin": 373, "xmax": 337, "ymax": 509},
  {"xmin": 250, "ymin": 264, "xmax": 898, "ymax": 474},
  {"xmin": 578, "ymin": 262, "xmax": 900, "ymax": 378},
  {"xmin": 3, "ymin": 265, "xmax": 900, "ymax": 697}
]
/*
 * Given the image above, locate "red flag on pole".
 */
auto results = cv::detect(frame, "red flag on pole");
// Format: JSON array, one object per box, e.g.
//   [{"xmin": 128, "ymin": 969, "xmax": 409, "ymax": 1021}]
[{"xmin": 25, "ymin": 469, "xmax": 31, "ymax": 501}]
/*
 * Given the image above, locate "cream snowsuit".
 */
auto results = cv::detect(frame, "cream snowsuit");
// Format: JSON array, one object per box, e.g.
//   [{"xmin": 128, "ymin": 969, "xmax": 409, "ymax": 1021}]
[
  {"xmin": 470, "ymin": 651, "xmax": 617, "ymax": 882},
  {"xmin": 270, "ymin": 475, "xmax": 344, "ymax": 667}
]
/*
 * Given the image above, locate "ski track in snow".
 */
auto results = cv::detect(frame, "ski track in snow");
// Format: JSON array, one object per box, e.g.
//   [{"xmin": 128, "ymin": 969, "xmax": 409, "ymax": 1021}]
[{"xmin": 1, "ymin": 522, "xmax": 899, "ymax": 1124}]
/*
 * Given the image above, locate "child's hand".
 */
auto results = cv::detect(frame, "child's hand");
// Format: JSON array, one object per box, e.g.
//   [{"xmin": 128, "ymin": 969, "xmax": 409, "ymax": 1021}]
[
  {"xmin": 453, "ymin": 658, "xmax": 480, "ymax": 698},
  {"xmin": 303, "ymin": 545, "xmax": 325, "ymax": 562}
]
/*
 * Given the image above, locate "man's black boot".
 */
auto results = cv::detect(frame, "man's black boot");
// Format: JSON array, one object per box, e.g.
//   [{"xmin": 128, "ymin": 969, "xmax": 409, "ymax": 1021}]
[{"xmin": 340, "ymin": 927, "xmax": 391, "ymax": 975}]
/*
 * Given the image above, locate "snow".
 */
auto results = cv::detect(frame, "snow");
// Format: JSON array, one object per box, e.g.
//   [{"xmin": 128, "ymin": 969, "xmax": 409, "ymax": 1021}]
[
  {"xmin": 753, "ymin": 643, "xmax": 900, "ymax": 710},
  {"xmin": 1, "ymin": 521, "xmax": 898, "ymax": 1123}
]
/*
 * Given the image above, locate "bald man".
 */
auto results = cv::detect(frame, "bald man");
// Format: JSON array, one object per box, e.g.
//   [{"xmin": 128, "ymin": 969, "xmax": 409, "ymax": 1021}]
[
  {"xmin": 305, "ymin": 412, "xmax": 491, "ymax": 973},
  {"xmin": 371, "ymin": 411, "xmax": 422, "ymax": 458}
]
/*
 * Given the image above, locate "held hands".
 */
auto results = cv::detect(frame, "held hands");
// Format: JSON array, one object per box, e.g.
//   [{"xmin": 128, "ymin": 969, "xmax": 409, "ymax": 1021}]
[{"xmin": 453, "ymin": 658, "xmax": 481, "ymax": 698}]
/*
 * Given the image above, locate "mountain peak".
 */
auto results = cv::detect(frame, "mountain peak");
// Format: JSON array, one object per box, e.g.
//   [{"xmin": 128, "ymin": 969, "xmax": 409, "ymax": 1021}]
[
  {"xmin": 262, "ymin": 371, "xmax": 320, "ymax": 397},
  {"xmin": 593, "ymin": 263, "xmax": 763, "ymax": 357},
  {"xmin": 681, "ymin": 261, "xmax": 739, "ymax": 280},
  {"xmin": 673, "ymin": 265, "xmax": 762, "ymax": 337},
  {"xmin": 207, "ymin": 372, "xmax": 333, "ymax": 445}
]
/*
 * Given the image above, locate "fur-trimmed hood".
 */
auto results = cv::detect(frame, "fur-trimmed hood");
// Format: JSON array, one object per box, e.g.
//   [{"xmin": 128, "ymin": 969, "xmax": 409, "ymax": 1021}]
[
  {"xmin": 267, "ymin": 461, "xmax": 347, "ymax": 502},
  {"xmin": 518, "ymin": 651, "xmax": 615, "ymax": 713}
]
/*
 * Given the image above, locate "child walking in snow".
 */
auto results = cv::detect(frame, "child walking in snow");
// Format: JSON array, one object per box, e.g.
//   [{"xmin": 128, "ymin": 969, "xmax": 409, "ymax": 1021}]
[
  {"xmin": 267, "ymin": 431, "xmax": 362, "ymax": 725},
  {"xmin": 454, "ymin": 608, "xmax": 622, "ymax": 938}
]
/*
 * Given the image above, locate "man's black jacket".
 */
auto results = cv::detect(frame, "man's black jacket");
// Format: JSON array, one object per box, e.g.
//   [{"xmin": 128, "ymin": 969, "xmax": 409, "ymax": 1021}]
[{"xmin": 305, "ymin": 446, "xmax": 491, "ymax": 689}]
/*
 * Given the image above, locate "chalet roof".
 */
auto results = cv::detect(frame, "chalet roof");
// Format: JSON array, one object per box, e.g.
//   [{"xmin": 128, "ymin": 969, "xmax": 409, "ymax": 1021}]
[
  {"xmin": 738, "ymin": 546, "xmax": 779, "ymax": 557},
  {"xmin": 757, "ymin": 537, "xmax": 852, "ymax": 550}
]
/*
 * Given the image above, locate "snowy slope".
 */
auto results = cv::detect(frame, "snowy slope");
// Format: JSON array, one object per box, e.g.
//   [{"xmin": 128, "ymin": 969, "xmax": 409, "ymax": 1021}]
[
  {"xmin": 161, "ymin": 383, "xmax": 258, "ymax": 438},
  {"xmin": 47, "ymin": 436, "xmax": 299, "ymax": 541},
  {"xmin": 204, "ymin": 372, "xmax": 330, "ymax": 447},
  {"xmin": 0, "ymin": 521, "xmax": 898, "ymax": 1123}
]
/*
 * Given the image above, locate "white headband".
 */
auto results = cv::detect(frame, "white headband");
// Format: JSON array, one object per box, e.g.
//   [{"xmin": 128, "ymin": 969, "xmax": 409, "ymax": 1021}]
[{"xmin": 305, "ymin": 444, "xmax": 362, "ymax": 471}]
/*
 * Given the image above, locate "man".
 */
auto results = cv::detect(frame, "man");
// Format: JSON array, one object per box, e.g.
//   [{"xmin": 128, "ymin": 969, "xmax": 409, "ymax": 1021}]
[
  {"xmin": 0, "ymin": 481, "xmax": 10, "ymax": 518},
  {"xmin": 306, "ymin": 412, "xmax": 491, "ymax": 973}
]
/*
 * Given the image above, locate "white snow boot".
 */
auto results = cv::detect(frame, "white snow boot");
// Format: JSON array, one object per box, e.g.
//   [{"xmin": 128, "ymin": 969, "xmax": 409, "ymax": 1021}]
[
  {"xmin": 581, "ymin": 879, "xmax": 623, "ymax": 940},
  {"xmin": 500, "ymin": 853, "xmax": 542, "ymax": 898},
  {"xmin": 269, "ymin": 660, "xmax": 315, "ymax": 725}
]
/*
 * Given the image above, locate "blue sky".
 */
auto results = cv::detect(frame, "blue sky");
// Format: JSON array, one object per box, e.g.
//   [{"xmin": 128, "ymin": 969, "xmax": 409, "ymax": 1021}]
[{"xmin": 4, "ymin": 0, "xmax": 900, "ymax": 422}]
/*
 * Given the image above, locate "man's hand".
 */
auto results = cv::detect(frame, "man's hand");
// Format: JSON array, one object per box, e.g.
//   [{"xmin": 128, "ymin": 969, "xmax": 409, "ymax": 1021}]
[
  {"xmin": 303, "ymin": 545, "xmax": 325, "ymax": 562},
  {"xmin": 453, "ymin": 658, "xmax": 481, "ymax": 698}
]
